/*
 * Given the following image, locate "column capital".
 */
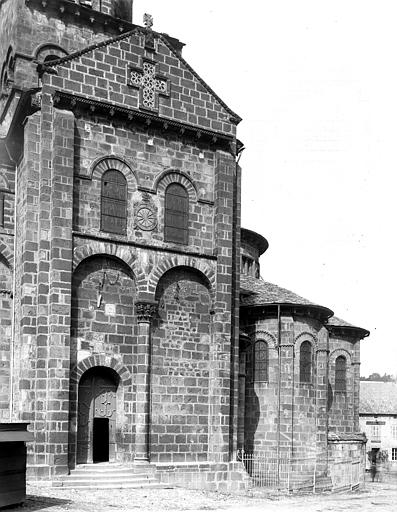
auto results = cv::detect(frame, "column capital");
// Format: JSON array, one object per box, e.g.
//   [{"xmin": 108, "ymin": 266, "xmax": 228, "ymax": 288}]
[{"xmin": 135, "ymin": 301, "xmax": 158, "ymax": 323}]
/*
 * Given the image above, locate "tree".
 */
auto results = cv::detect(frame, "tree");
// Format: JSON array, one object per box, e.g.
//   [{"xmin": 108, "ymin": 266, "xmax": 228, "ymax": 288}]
[{"xmin": 360, "ymin": 372, "xmax": 396, "ymax": 382}]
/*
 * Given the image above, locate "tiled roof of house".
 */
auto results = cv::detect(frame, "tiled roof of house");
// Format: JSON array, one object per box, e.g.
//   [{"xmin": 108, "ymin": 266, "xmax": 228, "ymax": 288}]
[{"xmin": 360, "ymin": 381, "xmax": 397, "ymax": 415}]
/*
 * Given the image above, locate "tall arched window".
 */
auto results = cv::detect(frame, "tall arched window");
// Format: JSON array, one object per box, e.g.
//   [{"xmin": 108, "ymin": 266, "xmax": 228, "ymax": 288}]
[
  {"xmin": 164, "ymin": 183, "xmax": 189, "ymax": 244},
  {"xmin": 300, "ymin": 341, "xmax": 312, "ymax": 383},
  {"xmin": 335, "ymin": 355, "xmax": 347, "ymax": 392},
  {"xmin": 101, "ymin": 170, "xmax": 127, "ymax": 235},
  {"xmin": 254, "ymin": 340, "xmax": 269, "ymax": 382}
]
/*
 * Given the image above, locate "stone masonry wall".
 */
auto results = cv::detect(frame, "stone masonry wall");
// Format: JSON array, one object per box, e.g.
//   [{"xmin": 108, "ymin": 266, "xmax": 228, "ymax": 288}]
[
  {"xmin": 151, "ymin": 267, "xmax": 212, "ymax": 463},
  {"xmin": 0, "ymin": 164, "xmax": 15, "ymax": 421},
  {"xmin": 244, "ymin": 317, "xmax": 279, "ymax": 454},
  {"xmin": 10, "ymin": 1, "xmax": 131, "ymax": 92},
  {"xmin": 0, "ymin": 255, "xmax": 12, "ymax": 420},
  {"xmin": 3, "ymin": 0, "xmax": 240, "ymax": 483},
  {"xmin": 11, "ymin": 102, "xmax": 75, "ymax": 478},
  {"xmin": 242, "ymin": 314, "xmax": 327, "ymax": 458},
  {"xmin": 44, "ymin": 34, "xmax": 236, "ymax": 135},
  {"xmin": 69, "ymin": 255, "xmax": 136, "ymax": 465},
  {"xmin": 328, "ymin": 334, "xmax": 356, "ymax": 435},
  {"xmin": 72, "ymin": 116, "xmax": 215, "ymax": 255}
]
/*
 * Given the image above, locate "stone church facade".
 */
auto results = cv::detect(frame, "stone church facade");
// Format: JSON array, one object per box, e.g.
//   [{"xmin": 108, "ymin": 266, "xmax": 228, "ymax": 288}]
[{"xmin": 0, "ymin": 0, "xmax": 368, "ymax": 490}]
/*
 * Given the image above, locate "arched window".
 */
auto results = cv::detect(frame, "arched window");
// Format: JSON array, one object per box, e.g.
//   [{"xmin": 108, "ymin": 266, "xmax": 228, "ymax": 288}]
[
  {"xmin": 101, "ymin": 170, "xmax": 127, "ymax": 235},
  {"xmin": 254, "ymin": 340, "xmax": 269, "ymax": 382},
  {"xmin": 335, "ymin": 355, "xmax": 347, "ymax": 392},
  {"xmin": 44, "ymin": 54, "xmax": 60, "ymax": 63},
  {"xmin": 164, "ymin": 183, "xmax": 189, "ymax": 244},
  {"xmin": 300, "ymin": 341, "xmax": 312, "ymax": 383}
]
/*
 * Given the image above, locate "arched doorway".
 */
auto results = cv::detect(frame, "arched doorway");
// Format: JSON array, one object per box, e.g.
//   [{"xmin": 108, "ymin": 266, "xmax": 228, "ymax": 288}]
[{"xmin": 77, "ymin": 367, "xmax": 119, "ymax": 464}]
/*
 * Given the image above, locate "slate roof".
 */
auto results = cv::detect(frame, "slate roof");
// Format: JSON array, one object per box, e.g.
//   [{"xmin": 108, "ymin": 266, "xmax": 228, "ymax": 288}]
[
  {"xmin": 240, "ymin": 275, "xmax": 327, "ymax": 309},
  {"xmin": 360, "ymin": 381, "xmax": 397, "ymax": 415},
  {"xmin": 240, "ymin": 275, "xmax": 369, "ymax": 336},
  {"xmin": 326, "ymin": 315, "xmax": 370, "ymax": 338},
  {"xmin": 327, "ymin": 316, "xmax": 355, "ymax": 328}
]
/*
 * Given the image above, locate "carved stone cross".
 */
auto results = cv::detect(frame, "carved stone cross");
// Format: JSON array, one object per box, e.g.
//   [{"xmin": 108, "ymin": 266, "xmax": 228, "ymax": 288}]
[
  {"xmin": 143, "ymin": 13, "xmax": 154, "ymax": 29},
  {"xmin": 129, "ymin": 59, "xmax": 169, "ymax": 112}
]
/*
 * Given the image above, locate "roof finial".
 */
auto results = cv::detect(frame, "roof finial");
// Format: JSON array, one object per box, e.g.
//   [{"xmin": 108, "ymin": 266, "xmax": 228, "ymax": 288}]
[{"xmin": 143, "ymin": 13, "xmax": 153, "ymax": 30}]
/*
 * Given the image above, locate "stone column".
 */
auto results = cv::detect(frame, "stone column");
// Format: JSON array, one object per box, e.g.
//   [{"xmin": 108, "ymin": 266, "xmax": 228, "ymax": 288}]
[
  {"xmin": 208, "ymin": 151, "xmax": 238, "ymax": 463},
  {"xmin": 316, "ymin": 327, "xmax": 329, "ymax": 456},
  {"xmin": 134, "ymin": 301, "xmax": 157, "ymax": 464},
  {"xmin": 237, "ymin": 350, "xmax": 246, "ymax": 451},
  {"xmin": 352, "ymin": 343, "xmax": 361, "ymax": 432},
  {"xmin": 278, "ymin": 314, "xmax": 294, "ymax": 458}
]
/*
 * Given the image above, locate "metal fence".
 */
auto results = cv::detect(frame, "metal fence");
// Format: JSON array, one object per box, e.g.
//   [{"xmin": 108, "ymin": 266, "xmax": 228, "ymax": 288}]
[{"xmin": 237, "ymin": 450, "xmax": 362, "ymax": 492}]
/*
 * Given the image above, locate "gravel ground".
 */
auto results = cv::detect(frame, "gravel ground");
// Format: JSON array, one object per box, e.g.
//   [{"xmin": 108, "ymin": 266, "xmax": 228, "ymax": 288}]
[{"xmin": 6, "ymin": 480, "xmax": 395, "ymax": 512}]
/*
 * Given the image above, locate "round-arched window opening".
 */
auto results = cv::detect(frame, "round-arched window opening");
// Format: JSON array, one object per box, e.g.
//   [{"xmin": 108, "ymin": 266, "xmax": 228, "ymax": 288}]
[{"xmin": 44, "ymin": 54, "xmax": 60, "ymax": 64}]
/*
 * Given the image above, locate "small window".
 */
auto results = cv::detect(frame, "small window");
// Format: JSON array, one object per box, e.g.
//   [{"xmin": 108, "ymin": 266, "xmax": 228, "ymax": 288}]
[
  {"xmin": 164, "ymin": 183, "xmax": 188, "ymax": 244},
  {"xmin": 335, "ymin": 355, "xmax": 347, "ymax": 392},
  {"xmin": 392, "ymin": 448, "xmax": 397, "ymax": 461},
  {"xmin": 300, "ymin": 341, "xmax": 312, "ymax": 383},
  {"xmin": 101, "ymin": 170, "xmax": 127, "ymax": 235},
  {"xmin": 371, "ymin": 425, "xmax": 380, "ymax": 439},
  {"xmin": 254, "ymin": 340, "xmax": 268, "ymax": 382},
  {"xmin": 391, "ymin": 425, "xmax": 397, "ymax": 440}
]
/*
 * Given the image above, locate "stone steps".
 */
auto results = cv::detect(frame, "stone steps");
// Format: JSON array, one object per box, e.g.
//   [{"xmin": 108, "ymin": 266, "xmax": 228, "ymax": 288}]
[{"xmin": 53, "ymin": 463, "xmax": 167, "ymax": 490}]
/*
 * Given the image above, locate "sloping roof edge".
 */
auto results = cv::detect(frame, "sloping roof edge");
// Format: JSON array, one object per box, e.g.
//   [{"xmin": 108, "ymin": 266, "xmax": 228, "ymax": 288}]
[
  {"xmin": 38, "ymin": 25, "xmax": 241, "ymax": 124},
  {"xmin": 158, "ymin": 34, "xmax": 241, "ymax": 124}
]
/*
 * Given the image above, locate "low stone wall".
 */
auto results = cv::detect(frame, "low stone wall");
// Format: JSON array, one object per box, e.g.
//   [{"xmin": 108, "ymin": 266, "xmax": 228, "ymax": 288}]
[{"xmin": 154, "ymin": 461, "xmax": 250, "ymax": 492}]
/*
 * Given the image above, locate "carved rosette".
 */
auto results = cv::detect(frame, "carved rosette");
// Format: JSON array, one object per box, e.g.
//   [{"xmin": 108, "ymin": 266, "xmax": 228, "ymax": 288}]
[{"xmin": 135, "ymin": 301, "xmax": 158, "ymax": 323}]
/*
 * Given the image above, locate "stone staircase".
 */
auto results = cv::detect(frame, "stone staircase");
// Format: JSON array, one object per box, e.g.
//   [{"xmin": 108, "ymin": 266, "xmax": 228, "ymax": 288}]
[{"xmin": 53, "ymin": 463, "xmax": 168, "ymax": 490}]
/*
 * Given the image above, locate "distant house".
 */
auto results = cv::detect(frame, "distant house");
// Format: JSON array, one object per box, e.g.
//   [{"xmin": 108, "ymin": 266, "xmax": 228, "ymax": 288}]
[{"xmin": 359, "ymin": 381, "xmax": 397, "ymax": 470}]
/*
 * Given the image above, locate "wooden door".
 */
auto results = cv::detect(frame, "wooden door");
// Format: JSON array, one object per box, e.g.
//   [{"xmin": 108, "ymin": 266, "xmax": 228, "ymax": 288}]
[{"xmin": 77, "ymin": 369, "xmax": 117, "ymax": 464}]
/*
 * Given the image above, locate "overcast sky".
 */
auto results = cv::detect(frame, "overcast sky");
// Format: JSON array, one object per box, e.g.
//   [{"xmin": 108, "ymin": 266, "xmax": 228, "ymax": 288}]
[{"xmin": 133, "ymin": 1, "xmax": 397, "ymax": 377}]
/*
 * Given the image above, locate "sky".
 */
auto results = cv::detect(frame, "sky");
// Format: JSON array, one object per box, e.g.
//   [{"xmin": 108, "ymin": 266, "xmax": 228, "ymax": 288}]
[{"xmin": 133, "ymin": 1, "xmax": 397, "ymax": 377}]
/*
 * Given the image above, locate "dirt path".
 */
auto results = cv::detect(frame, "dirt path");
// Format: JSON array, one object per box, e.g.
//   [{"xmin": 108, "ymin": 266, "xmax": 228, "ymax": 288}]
[{"xmin": 12, "ymin": 481, "xmax": 397, "ymax": 512}]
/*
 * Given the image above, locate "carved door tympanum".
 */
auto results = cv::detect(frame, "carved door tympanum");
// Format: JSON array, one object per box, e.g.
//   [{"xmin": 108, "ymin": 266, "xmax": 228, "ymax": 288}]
[{"xmin": 77, "ymin": 368, "xmax": 117, "ymax": 464}]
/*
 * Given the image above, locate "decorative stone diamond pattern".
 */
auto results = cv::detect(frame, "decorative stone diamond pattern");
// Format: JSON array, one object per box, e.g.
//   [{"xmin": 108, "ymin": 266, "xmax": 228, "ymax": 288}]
[{"xmin": 129, "ymin": 60, "xmax": 169, "ymax": 112}]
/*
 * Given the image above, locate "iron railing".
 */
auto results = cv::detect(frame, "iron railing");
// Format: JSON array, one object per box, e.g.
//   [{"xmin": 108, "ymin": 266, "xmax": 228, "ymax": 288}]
[{"xmin": 237, "ymin": 450, "xmax": 362, "ymax": 492}]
